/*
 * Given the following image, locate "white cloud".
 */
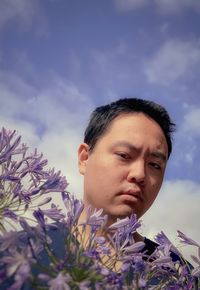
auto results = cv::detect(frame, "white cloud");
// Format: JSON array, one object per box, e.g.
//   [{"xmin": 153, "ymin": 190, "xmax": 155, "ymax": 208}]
[
  {"xmin": 0, "ymin": 72, "xmax": 93, "ymax": 200},
  {"xmin": 0, "ymin": 73, "xmax": 38, "ymax": 118},
  {"xmin": 0, "ymin": 71, "xmax": 92, "ymax": 129},
  {"xmin": 37, "ymin": 130, "xmax": 83, "ymax": 198},
  {"xmin": 141, "ymin": 179, "xmax": 200, "ymax": 264},
  {"xmin": 182, "ymin": 107, "xmax": 200, "ymax": 137},
  {"xmin": 114, "ymin": 0, "xmax": 148, "ymax": 12},
  {"xmin": 155, "ymin": 0, "xmax": 200, "ymax": 15},
  {"xmin": 172, "ymin": 105, "xmax": 200, "ymax": 165},
  {"xmin": 0, "ymin": 0, "xmax": 48, "ymax": 36},
  {"xmin": 0, "ymin": 0, "xmax": 32, "ymax": 28},
  {"xmin": 90, "ymin": 42, "xmax": 132, "ymax": 86},
  {"xmin": 144, "ymin": 39, "xmax": 200, "ymax": 85},
  {"xmin": 114, "ymin": 0, "xmax": 200, "ymax": 14},
  {"xmin": 0, "ymin": 116, "xmax": 39, "ymax": 148}
]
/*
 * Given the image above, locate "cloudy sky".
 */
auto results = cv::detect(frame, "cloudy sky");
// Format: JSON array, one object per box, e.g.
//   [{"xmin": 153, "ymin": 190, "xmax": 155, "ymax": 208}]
[{"xmin": 0, "ymin": 0, "xmax": 200, "ymax": 261}]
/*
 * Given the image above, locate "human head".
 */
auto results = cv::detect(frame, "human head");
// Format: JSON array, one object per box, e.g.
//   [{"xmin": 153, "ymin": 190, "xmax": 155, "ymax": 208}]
[
  {"xmin": 84, "ymin": 98, "xmax": 175, "ymax": 158},
  {"xmin": 78, "ymin": 98, "xmax": 175, "ymax": 223}
]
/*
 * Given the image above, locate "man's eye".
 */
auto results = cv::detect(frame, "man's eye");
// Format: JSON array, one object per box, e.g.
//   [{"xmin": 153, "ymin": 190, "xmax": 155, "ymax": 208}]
[
  {"xmin": 116, "ymin": 153, "xmax": 130, "ymax": 160},
  {"xmin": 149, "ymin": 162, "xmax": 161, "ymax": 170}
]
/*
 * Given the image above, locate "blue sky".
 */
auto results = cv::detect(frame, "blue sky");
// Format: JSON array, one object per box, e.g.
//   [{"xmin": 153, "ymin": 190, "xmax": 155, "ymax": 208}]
[{"xmin": 0, "ymin": 0, "xmax": 200, "ymax": 261}]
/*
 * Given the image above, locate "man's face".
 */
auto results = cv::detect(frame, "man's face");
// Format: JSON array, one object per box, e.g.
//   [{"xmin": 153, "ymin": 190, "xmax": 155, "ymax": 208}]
[{"xmin": 78, "ymin": 113, "xmax": 168, "ymax": 224}]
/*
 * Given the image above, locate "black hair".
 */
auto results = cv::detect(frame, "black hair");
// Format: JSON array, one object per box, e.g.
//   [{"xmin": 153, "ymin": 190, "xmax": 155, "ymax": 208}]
[{"xmin": 84, "ymin": 98, "xmax": 176, "ymax": 158}]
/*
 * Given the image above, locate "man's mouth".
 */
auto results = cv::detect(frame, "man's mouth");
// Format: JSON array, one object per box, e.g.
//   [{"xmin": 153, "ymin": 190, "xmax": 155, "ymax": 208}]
[{"xmin": 121, "ymin": 189, "xmax": 143, "ymax": 202}]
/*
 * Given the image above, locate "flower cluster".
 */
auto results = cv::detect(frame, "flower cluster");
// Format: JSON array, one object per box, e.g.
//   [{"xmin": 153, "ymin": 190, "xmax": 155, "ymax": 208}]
[{"xmin": 0, "ymin": 128, "xmax": 199, "ymax": 289}]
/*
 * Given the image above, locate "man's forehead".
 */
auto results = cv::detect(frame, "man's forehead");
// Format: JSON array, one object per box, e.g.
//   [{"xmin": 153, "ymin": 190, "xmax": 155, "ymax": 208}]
[
  {"xmin": 104, "ymin": 113, "xmax": 164, "ymax": 136},
  {"xmin": 93, "ymin": 112, "xmax": 169, "ymax": 156}
]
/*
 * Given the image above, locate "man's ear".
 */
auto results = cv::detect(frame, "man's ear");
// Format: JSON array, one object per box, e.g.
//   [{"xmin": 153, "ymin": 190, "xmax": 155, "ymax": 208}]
[{"xmin": 78, "ymin": 143, "xmax": 90, "ymax": 175}]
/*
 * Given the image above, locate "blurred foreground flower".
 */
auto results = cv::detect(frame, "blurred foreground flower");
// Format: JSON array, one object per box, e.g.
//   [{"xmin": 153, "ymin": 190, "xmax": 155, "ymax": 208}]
[
  {"xmin": 0, "ymin": 128, "xmax": 68, "ymax": 232},
  {"xmin": 0, "ymin": 128, "xmax": 199, "ymax": 289}
]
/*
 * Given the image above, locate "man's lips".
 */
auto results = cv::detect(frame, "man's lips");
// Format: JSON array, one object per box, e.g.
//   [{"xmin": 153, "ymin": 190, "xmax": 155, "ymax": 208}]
[{"xmin": 119, "ymin": 189, "xmax": 143, "ymax": 202}]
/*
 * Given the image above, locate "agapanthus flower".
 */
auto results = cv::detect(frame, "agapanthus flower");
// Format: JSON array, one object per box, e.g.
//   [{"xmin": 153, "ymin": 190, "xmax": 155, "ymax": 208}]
[
  {"xmin": 83, "ymin": 207, "xmax": 108, "ymax": 228},
  {"xmin": 191, "ymin": 254, "xmax": 200, "ymax": 277},
  {"xmin": 108, "ymin": 214, "xmax": 140, "ymax": 233},
  {"xmin": 47, "ymin": 272, "xmax": 71, "ymax": 290},
  {"xmin": 178, "ymin": 230, "xmax": 200, "ymax": 248},
  {"xmin": 0, "ymin": 128, "xmax": 68, "ymax": 233},
  {"xmin": 107, "ymin": 214, "xmax": 141, "ymax": 257},
  {"xmin": 155, "ymin": 230, "xmax": 181, "ymax": 256},
  {"xmin": 1, "ymin": 247, "xmax": 35, "ymax": 278},
  {"xmin": 0, "ymin": 128, "xmax": 199, "ymax": 289},
  {"xmin": 63, "ymin": 192, "xmax": 84, "ymax": 226},
  {"xmin": 123, "ymin": 241, "xmax": 145, "ymax": 254},
  {"xmin": 42, "ymin": 204, "xmax": 66, "ymax": 221},
  {"xmin": 0, "ymin": 231, "xmax": 25, "ymax": 251},
  {"xmin": 191, "ymin": 248, "xmax": 200, "ymax": 278}
]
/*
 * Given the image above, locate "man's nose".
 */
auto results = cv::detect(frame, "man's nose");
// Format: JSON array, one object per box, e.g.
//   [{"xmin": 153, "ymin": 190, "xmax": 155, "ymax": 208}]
[{"xmin": 127, "ymin": 160, "xmax": 146, "ymax": 185}]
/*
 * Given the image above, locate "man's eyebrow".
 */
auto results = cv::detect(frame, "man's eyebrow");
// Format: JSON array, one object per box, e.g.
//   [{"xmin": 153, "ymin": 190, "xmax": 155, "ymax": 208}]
[
  {"xmin": 112, "ymin": 141, "xmax": 167, "ymax": 162},
  {"xmin": 111, "ymin": 141, "xmax": 139, "ymax": 151},
  {"xmin": 151, "ymin": 152, "xmax": 167, "ymax": 163}
]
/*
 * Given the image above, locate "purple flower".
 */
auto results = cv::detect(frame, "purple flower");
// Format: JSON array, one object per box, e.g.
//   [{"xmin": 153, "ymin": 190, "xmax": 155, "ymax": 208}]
[
  {"xmin": 0, "ymin": 174, "xmax": 20, "ymax": 182},
  {"xmin": 38, "ymin": 273, "xmax": 51, "ymax": 282},
  {"xmin": 19, "ymin": 218, "xmax": 36, "ymax": 238},
  {"xmin": 0, "ymin": 128, "xmax": 199, "ymax": 289},
  {"xmin": 33, "ymin": 208, "xmax": 46, "ymax": 229},
  {"xmin": 0, "ymin": 129, "xmax": 22, "ymax": 163},
  {"xmin": 150, "ymin": 244, "xmax": 176, "ymax": 272},
  {"xmin": 1, "ymin": 247, "xmax": 35, "ymax": 278},
  {"xmin": 133, "ymin": 256, "xmax": 147, "ymax": 273},
  {"xmin": 107, "ymin": 215, "xmax": 141, "ymax": 254},
  {"xmin": 123, "ymin": 241, "xmax": 145, "ymax": 254},
  {"xmin": 82, "ymin": 207, "xmax": 108, "ymax": 228},
  {"xmin": 152, "ymin": 255, "xmax": 172, "ymax": 265},
  {"xmin": 42, "ymin": 204, "xmax": 66, "ymax": 221},
  {"xmin": 63, "ymin": 192, "xmax": 84, "ymax": 225},
  {"xmin": 39, "ymin": 169, "xmax": 68, "ymax": 193},
  {"xmin": 177, "ymin": 230, "xmax": 200, "ymax": 247},
  {"xmin": 138, "ymin": 277, "xmax": 147, "ymax": 288},
  {"xmin": 97, "ymin": 245, "xmax": 111, "ymax": 255},
  {"xmin": 48, "ymin": 272, "xmax": 71, "ymax": 290},
  {"xmin": 20, "ymin": 152, "xmax": 48, "ymax": 179},
  {"xmin": 37, "ymin": 196, "xmax": 52, "ymax": 207},
  {"xmin": 191, "ymin": 249, "xmax": 200, "ymax": 277},
  {"xmin": 155, "ymin": 231, "xmax": 181, "ymax": 256},
  {"xmin": 192, "ymin": 264, "xmax": 200, "ymax": 277},
  {"xmin": 3, "ymin": 208, "xmax": 18, "ymax": 220},
  {"xmin": 100, "ymin": 267, "xmax": 110, "ymax": 276},
  {"xmin": 83, "ymin": 248, "xmax": 100, "ymax": 259},
  {"xmin": 95, "ymin": 236, "xmax": 106, "ymax": 245},
  {"xmin": 109, "ymin": 214, "xmax": 141, "ymax": 235},
  {"xmin": 0, "ymin": 128, "xmax": 69, "ymax": 233},
  {"xmin": 9, "ymin": 261, "xmax": 31, "ymax": 290},
  {"xmin": 79, "ymin": 281, "xmax": 91, "ymax": 290},
  {"xmin": 108, "ymin": 216, "xmax": 131, "ymax": 230},
  {"xmin": 105, "ymin": 271, "xmax": 124, "ymax": 288},
  {"xmin": 0, "ymin": 231, "xmax": 25, "ymax": 251}
]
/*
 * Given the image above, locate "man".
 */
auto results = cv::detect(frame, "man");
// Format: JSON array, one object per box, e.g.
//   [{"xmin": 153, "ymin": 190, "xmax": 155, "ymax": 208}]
[
  {"xmin": 1, "ymin": 98, "xmax": 197, "ymax": 289},
  {"xmin": 78, "ymin": 97, "xmax": 175, "ymax": 253}
]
